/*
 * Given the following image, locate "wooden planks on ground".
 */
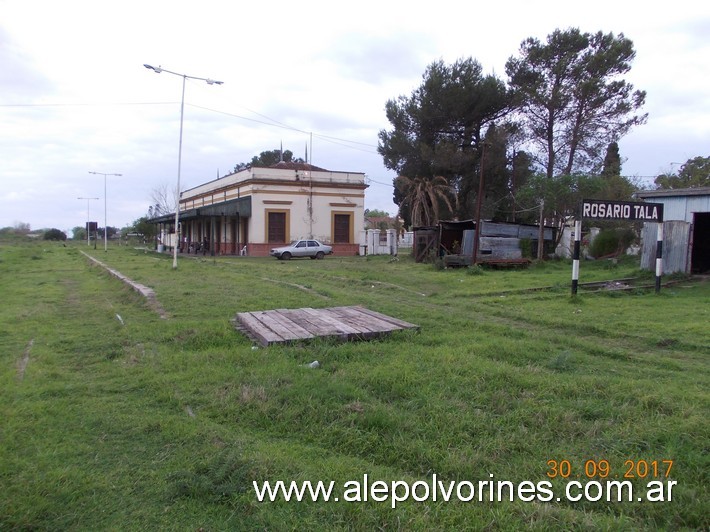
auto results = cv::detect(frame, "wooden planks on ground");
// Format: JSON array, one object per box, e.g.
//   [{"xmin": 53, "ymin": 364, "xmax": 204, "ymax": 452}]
[{"xmin": 233, "ymin": 306, "xmax": 419, "ymax": 346}]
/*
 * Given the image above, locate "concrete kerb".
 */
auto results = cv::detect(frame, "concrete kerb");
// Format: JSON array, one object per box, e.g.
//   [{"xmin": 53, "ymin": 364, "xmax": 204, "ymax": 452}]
[{"xmin": 80, "ymin": 251, "xmax": 168, "ymax": 319}]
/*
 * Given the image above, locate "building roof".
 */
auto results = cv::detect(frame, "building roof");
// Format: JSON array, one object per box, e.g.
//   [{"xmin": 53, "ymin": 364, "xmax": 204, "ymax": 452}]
[
  {"xmin": 262, "ymin": 161, "xmax": 328, "ymax": 171},
  {"xmin": 635, "ymin": 187, "xmax": 710, "ymax": 198}
]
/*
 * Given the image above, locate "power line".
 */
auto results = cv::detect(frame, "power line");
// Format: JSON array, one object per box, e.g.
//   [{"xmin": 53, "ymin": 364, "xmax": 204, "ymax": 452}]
[
  {"xmin": 367, "ymin": 177, "xmax": 394, "ymax": 187},
  {"xmin": 188, "ymin": 103, "xmax": 380, "ymax": 154},
  {"xmin": 0, "ymin": 100, "xmax": 675, "ymax": 178},
  {"xmin": 0, "ymin": 101, "xmax": 177, "ymax": 107},
  {"xmin": 2, "ymin": 99, "xmax": 382, "ymax": 155}
]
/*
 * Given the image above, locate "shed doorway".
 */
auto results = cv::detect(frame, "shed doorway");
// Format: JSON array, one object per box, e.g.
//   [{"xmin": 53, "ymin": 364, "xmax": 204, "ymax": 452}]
[{"xmin": 691, "ymin": 212, "xmax": 710, "ymax": 273}]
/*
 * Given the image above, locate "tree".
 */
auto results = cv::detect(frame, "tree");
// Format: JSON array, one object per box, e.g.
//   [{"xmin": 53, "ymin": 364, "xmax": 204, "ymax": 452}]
[
  {"xmin": 150, "ymin": 183, "xmax": 176, "ymax": 217},
  {"xmin": 14, "ymin": 222, "xmax": 31, "ymax": 234},
  {"xmin": 508, "ymin": 149, "xmax": 536, "ymax": 221},
  {"xmin": 233, "ymin": 148, "xmax": 306, "ymax": 172},
  {"xmin": 97, "ymin": 226, "xmax": 119, "ymax": 240},
  {"xmin": 72, "ymin": 226, "xmax": 86, "ymax": 240},
  {"xmin": 394, "ymin": 175, "xmax": 455, "ymax": 227},
  {"xmin": 128, "ymin": 216, "xmax": 158, "ymax": 241},
  {"xmin": 43, "ymin": 228, "xmax": 67, "ymax": 241},
  {"xmin": 655, "ymin": 156, "xmax": 710, "ymax": 189},
  {"xmin": 378, "ymin": 58, "xmax": 512, "ymax": 224},
  {"xmin": 505, "ymin": 28, "xmax": 647, "ymax": 178},
  {"xmin": 597, "ymin": 142, "xmax": 637, "ymax": 200},
  {"xmin": 364, "ymin": 209, "xmax": 391, "ymax": 218},
  {"xmin": 515, "ymin": 173, "xmax": 605, "ymax": 248},
  {"xmin": 478, "ymin": 124, "xmax": 515, "ymax": 221},
  {"xmin": 601, "ymin": 141, "xmax": 622, "ymax": 178}
]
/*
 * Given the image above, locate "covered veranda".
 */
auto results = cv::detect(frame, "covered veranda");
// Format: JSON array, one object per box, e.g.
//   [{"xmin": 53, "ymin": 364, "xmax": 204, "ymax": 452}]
[{"xmin": 150, "ymin": 196, "xmax": 251, "ymax": 256}]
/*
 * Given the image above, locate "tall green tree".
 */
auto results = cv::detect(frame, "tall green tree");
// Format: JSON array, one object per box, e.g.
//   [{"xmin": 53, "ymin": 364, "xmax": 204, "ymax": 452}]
[
  {"xmin": 505, "ymin": 29, "xmax": 647, "ymax": 178},
  {"xmin": 508, "ymin": 150, "xmax": 536, "ymax": 222},
  {"xmin": 654, "ymin": 156, "xmax": 710, "ymax": 189},
  {"xmin": 601, "ymin": 141, "xmax": 622, "ymax": 178},
  {"xmin": 477, "ymin": 124, "xmax": 513, "ymax": 221},
  {"xmin": 598, "ymin": 141, "xmax": 636, "ymax": 200},
  {"xmin": 378, "ymin": 58, "xmax": 511, "ymax": 224}
]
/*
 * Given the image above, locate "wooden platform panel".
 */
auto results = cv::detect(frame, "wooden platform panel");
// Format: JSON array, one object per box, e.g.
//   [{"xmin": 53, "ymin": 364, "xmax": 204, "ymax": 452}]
[{"xmin": 233, "ymin": 306, "xmax": 419, "ymax": 346}]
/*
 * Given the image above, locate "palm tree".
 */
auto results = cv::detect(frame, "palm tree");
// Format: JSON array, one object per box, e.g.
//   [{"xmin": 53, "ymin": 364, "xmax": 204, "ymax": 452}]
[{"xmin": 395, "ymin": 175, "xmax": 455, "ymax": 227}]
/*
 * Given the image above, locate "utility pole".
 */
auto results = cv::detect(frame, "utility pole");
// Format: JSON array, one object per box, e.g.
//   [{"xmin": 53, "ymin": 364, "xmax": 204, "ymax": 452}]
[
  {"xmin": 537, "ymin": 198, "xmax": 545, "ymax": 260},
  {"xmin": 472, "ymin": 143, "xmax": 486, "ymax": 265}
]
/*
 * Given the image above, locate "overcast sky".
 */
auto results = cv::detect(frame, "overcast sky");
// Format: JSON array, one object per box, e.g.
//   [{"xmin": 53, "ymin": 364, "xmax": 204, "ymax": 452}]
[{"xmin": 2, "ymin": 0, "xmax": 709, "ymax": 233}]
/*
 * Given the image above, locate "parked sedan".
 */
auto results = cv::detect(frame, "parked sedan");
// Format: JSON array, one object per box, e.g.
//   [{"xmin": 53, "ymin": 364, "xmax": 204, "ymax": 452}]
[{"xmin": 270, "ymin": 239, "xmax": 333, "ymax": 260}]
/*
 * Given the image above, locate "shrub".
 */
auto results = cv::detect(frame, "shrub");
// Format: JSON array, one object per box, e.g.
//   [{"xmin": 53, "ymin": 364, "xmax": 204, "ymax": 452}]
[
  {"xmin": 43, "ymin": 228, "xmax": 67, "ymax": 241},
  {"xmin": 519, "ymin": 238, "xmax": 533, "ymax": 259},
  {"xmin": 589, "ymin": 228, "xmax": 635, "ymax": 258}
]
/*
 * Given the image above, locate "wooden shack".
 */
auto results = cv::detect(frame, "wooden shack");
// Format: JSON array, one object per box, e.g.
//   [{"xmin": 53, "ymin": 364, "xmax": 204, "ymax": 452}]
[{"xmin": 412, "ymin": 226, "xmax": 438, "ymax": 262}]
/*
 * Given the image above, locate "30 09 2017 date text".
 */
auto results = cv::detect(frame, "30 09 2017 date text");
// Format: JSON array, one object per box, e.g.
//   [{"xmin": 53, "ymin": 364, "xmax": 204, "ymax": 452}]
[{"xmin": 546, "ymin": 459, "xmax": 674, "ymax": 479}]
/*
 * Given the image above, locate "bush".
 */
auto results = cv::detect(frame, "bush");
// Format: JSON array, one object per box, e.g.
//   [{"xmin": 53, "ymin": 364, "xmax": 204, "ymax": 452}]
[
  {"xmin": 43, "ymin": 228, "xmax": 67, "ymax": 241},
  {"xmin": 588, "ymin": 228, "xmax": 635, "ymax": 258},
  {"xmin": 519, "ymin": 238, "xmax": 533, "ymax": 259}
]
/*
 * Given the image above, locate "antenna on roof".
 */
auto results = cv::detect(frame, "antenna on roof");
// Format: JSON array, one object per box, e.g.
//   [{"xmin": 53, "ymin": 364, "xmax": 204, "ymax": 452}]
[
  {"xmin": 305, "ymin": 142, "xmax": 308, "ymax": 164},
  {"xmin": 280, "ymin": 141, "xmax": 283, "ymax": 162}
]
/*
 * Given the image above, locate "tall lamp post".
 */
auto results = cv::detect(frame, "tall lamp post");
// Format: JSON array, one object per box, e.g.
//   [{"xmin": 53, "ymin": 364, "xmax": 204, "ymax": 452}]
[
  {"xmin": 78, "ymin": 196, "xmax": 98, "ymax": 246},
  {"xmin": 143, "ymin": 63, "xmax": 223, "ymax": 269},
  {"xmin": 89, "ymin": 171, "xmax": 122, "ymax": 252}
]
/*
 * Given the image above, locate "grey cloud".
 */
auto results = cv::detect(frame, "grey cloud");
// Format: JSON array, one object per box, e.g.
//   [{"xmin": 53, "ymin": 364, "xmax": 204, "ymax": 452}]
[
  {"xmin": 321, "ymin": 32, "xmax": 434, "ymax": 84},
  {"xmin": 0, "ymin": 28, "xmax": 53, "ymax": 102}
]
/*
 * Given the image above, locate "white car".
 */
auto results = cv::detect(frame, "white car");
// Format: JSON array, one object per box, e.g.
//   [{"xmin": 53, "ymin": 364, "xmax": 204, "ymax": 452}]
[{"xmin": 270, "ymin": 239, "xmax": 333, "ymax": 260}]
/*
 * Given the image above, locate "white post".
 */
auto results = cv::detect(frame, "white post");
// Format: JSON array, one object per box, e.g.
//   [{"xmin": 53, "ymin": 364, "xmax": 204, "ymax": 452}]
[
  {"xmin": 359, "ymin": 230, "xmax": 367, "ymax": 256},
  {"xmin": 372, "ymin": 229, "xmax": 381, "ymax": 255},
  {"xmin": 655, "ymin": 222, "xmax": 664, "ymax": 294},
  {"xmin": 386, "ymin": 229, "xmax": 396, "ymax": 255}
]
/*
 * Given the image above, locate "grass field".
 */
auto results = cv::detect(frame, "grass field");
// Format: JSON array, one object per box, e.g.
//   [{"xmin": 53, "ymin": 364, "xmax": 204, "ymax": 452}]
[{"xmin": 1, "ymin": 240, "xmax": 708, "ymax": 530}]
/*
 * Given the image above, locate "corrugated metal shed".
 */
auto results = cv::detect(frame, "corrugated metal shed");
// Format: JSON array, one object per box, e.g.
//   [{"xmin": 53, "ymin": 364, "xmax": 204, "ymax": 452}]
[
  {"xmin": 640, "ymin": 221, "xmax": 691, "ymax": 274},
  {"xmin": 635, "ymin": 187, "xmax": 710, "ymax": 274},
  {"xmin": 635, "ymin": 187, "xmax": 710, "ymax": 223},
  {"xmin": 438, "ymin": 220, "xmax": 555, "ymax": 266}
]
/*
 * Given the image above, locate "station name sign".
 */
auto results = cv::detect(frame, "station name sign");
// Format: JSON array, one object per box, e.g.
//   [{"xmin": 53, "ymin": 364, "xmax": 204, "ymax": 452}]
[{"xmin": 581, "ymin": 199, "xmax": 664, "ymax": 222}]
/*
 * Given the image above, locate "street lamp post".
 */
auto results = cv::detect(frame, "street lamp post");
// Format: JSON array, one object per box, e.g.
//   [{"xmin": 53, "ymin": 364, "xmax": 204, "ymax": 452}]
[
  {"xmin": 89, "ymin": 171, "xmax": 122, "ymax": 252},
  {"xmin": 143, "ymin": 63, "xmax": 223, "ymax": 269},
  {"xmin": 78, "ymin": 196, "xmax": 98, "ymax": 246}
]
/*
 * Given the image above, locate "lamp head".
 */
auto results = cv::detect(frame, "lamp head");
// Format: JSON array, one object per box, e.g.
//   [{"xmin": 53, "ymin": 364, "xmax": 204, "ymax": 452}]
[{"xmin": 143, "ymin": 64, "xmax": 162, "ymax": 74}]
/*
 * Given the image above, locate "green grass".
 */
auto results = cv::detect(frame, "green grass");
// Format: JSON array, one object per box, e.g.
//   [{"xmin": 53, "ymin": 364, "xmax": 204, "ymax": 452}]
[{"xmin": 1, "ymin": 240, "xmax": 708, "ymax": 530}]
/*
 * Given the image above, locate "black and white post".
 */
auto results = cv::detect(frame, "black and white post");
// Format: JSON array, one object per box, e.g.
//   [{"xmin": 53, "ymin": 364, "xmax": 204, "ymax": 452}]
[
  {"xmin": 655, "ymin": 222, "xmax": 663, "ymax": 294},
  {"xmin": 571, "ymin": 220, "xmax": 581, "ymax": 295}
]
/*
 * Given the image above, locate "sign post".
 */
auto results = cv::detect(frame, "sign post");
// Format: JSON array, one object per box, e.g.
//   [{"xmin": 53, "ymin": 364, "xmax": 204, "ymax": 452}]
[
  {"xmin": 571, "ymin": 219, "xmax": 582, "ymax": 295},
  {"xmin": 575, "ymin": 200, "xmax": 665, "ymax": 295}
]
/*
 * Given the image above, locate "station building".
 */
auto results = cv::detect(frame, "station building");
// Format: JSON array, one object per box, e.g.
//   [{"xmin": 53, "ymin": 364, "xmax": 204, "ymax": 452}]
[{"xmin": 151, "ymin": 161, "xmax": 368, "ymax": 256}]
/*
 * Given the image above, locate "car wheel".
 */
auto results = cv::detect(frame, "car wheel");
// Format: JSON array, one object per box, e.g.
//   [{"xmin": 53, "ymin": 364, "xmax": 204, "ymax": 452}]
[
  {"xmin": 281, "ymin": 252, "xmax": 292, "ymax": 260},
  {"xmin": 316, "ymin": 251, "xmax": 325, "ymax": 260}
]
